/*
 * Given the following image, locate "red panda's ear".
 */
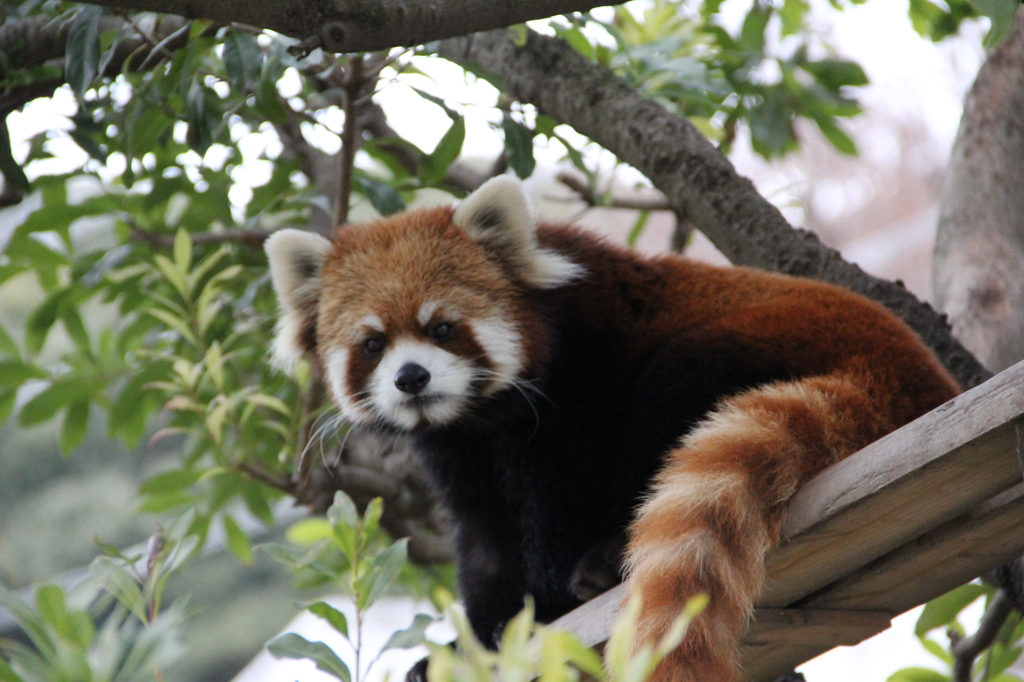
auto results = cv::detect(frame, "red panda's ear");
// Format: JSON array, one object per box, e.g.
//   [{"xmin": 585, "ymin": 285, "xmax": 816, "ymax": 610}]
[
  {"xmin": 453, "ymin": 176, "xmax": 583, "ymax": 289},
  {"xmin": 264, "ymin": 228, "xmax": 332, "ymax": 370}
]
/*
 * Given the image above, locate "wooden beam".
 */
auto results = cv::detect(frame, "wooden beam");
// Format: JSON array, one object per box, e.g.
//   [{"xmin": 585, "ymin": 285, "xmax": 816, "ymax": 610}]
[
  {"xmin": 761, "ymin": 364, "xmax": 1024, "ymax": 607},
  {"xmin": 741, "ymin": 484, "xmax": 1024, "ymax": 680},
  {"xmin": 743, "ymin": 608, "xmax": 892, "ymax": 646},
  {"xmin": 1015, "ymin": 418, "xmax": 1024, "ymax": 478},
  {"xmin": 550, "ymin": 583, "xmax": 625, "ymax": 648},
  {"xmin": 802, "ymin": 482, "xmax": 1024, "ymax": 613}
]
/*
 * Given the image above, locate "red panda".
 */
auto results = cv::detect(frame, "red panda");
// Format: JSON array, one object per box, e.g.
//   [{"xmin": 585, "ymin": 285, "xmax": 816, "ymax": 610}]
[{"xmin": 266, "ymin": 177, "xmax": 960, "ymax": 682}]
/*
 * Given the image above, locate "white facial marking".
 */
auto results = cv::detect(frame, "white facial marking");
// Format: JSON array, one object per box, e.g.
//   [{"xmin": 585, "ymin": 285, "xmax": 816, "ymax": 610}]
[
  {"xmin": 367, "ymin": 339, "xmax": 475, "ymax": 429},
  {"xmin": 325, "ymin": 348, "xmax": 372, "ymax": 423},
  {"xmin": 359, "ymin": 314, "xmax": 385, "ymax": 333},
  {"xmin": 417, "ymin": 301, "xmax": 441, "ymax": 327},
  {"xmin": 470, "ymin": 316, "xmax": 524, "ymax": 394}
]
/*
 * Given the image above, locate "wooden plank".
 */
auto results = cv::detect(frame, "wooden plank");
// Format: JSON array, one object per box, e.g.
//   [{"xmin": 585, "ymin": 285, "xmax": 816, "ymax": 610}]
[
  {"xmin": 742, "ymin": 484, "xmax": 1024, "ymax": 680},
  {"xmin": 739, "ymin": 608, "xmax": 892, "ymax": 681},
  {"xmin": 803, "ymin": 482, "xmax": 1024, "ymax": 613},
  {"xmin": 743, "ymin": 608, "xmax": 891, "ymax": 646},
  {"xmin": 1016, "ymin": 419, "xmax": 1024, "ymax": 478},
  {"xmin": 760, "ymin": 364, "xmax": 1024, "ymax": 607},
  {"xmin": 551, "ymin": 583, "xmax": 626, "ymax": 648}
]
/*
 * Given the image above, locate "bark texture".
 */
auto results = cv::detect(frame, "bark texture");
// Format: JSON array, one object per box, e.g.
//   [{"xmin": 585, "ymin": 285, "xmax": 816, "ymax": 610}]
[
  {"xmin": 439, "ymin": 29, "xmax": 991, "ymax": 390},
  {"xmin": 934, "ymin": 7, "xmax": 1024, "ymax": 373},
  {"xmin": 78, "ymin": 0, "xmax": 608, "ymax": 53}
]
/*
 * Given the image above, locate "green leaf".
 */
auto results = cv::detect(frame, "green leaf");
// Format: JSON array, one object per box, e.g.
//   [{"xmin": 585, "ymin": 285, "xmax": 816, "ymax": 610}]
[
  {"xmin": 502, "ymin": 113, "xmax": 536, "ymax": 180},
  {"xmin": 0, "ymin": 360, "xmax": 46, "ymax": 387},
  {"xmin": 25, "ymin": 291, "xmax": 64, "ymax": 355},
  {"xmin": 918, "ymin": 636, "xmax": 952, "ymax": 664},
  {"xmin": 267, "ymin": 633, "xmax": 351, "ymax": 682},
  {"xmin": 0, "ymin": 655, "xmax": 26, "ymax": 682},
  {"xmin": 0, "ymin": 584, "xmax": 55, "ymax": 659},
  {"xmin": 59, "ymin": 399, "xmax": 90, "ymax": 454},
  {"xmin": 256, "ymin": 53, "xmax": 288, "ymax": 124},
  {"xmin": 308, "ymin": 602, "xmax": 349, "ymax": 638},
  {"xmin": 358, "ymin": 177, "xmax": 405, "ymax": 217},
  {"xmin": 779, "ymin": 0, "xmax": 810, "ymax": 36},
  {"xmin": 173, "ymin": 228, "xmax": 193, "ymax": 276},
  {"xmin": 34, "ymin": 585, "xmax": 68, "ymax": 637},
  {"xmin": 803, "ymin": 59, "xmax": 869, "ymax": 89},
  {"xmin": 185, "ymin": 79, "xmax": 216, "ymax": 155},
  {"xmin": 748, "ymin": 90, "xmax": 797, "ymax": 158},
  {"xmin": 59, "ymin": 303, "xmax": 91, "ymax": 354},
  {"xmin": 90, "ymin": 556, "xmax": 147, "ymax": 622},
  {"xmin": 969, "ymin": 0, "xmax": 1019, "ymax": 47},
  {"xmin": 223, "ymin": 514, "xmax": 253, "ymax": 565},
  {"xmin": 814, "ymin": 115, "xmax": 858, "ymax": 156},
  {"xmin": 556, "ymin": 26, "xmax": 595, "ymax": 61},
  {"xmin": 738, "ymin": 4, "xmax": 771, "ymax": 52},
  {"xmin": 0, "ymin": 389, "xmax": 16, "ymax": 425},
  {"xmin": 627, "ymin": 211, "xmax": 651, "ymax": 249},
  {"xmin": 139, "ymin": 469, "xmax": 203, "ymax": 495},
  {"xmin": 287, "ymin": 518, "xmax": 334, "ymax": 545},
  {"xmin": 137, "ymin": 491, "xmax": 196, "ymax": 514},
  {"xmin": 915, "ymin": 583, "xmax": 987, "ymax": 636},
  {"xmin": 222, "ymin": 30, "xmax": 263, "ymax": 92},
  {"xmin": 887, "ymin": 667, "xmax": 950, "ymax": 682},
  {"xmin": 381, "ymin": 613, "xmax": 437, "ymax": 652},
  {"xmin": 358, "ymin": 538, "xmax": 408, "ymax": 610},
  {"xmin": 420, "ymin": 117, "xmax": 465, "ymax": 185},
  {"xmin": 127, "ymin": 108, "xmax": 173, "ymax": 158},
  {"xmin": 242, "ymin": 482, "xmax": 276, "ymax": 527},
  {"xmin": 327, "ymin": 491, "xmax": 359, "ymax": 527},
  {"xmin": 66, "ymin": 5, "xmax": 103, "ymax": 100},
  {"xmin": 408, "ymin": 87, "xmax": 460, "ymax": 122},
  {"xmin": 19, "ymin": 377, "xmax": 94, "ymax": 426},
  {"xmin": 0, "ymin": 120, "xmax": 29, "ymax": 193}
]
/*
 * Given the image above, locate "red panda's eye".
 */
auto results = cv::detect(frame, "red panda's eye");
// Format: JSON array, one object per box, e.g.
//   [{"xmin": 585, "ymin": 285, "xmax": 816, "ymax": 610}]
[
  {"xmin": 364, "ymin": 338, "xmax": 384, "ymax": 356},
  {"xmin": 432, "ymin": 323, "xmax": 454, "ymax": 341}
]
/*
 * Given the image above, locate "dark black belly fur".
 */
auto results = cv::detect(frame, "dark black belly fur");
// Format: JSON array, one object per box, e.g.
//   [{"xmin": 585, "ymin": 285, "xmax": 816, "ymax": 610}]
[{"xmin": 408, "ymin": 310, "xmax": 790, "ymax": 647}]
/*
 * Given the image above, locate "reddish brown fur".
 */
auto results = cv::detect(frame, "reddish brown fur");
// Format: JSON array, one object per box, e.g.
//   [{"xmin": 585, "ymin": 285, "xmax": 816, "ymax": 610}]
[
  {"xmin": 300, "ymin": 208, "xmax": 960, "ymax": 682},
  {"xmin": 538, "ymin": 225, "xmax": 959, "ymax": 681}
]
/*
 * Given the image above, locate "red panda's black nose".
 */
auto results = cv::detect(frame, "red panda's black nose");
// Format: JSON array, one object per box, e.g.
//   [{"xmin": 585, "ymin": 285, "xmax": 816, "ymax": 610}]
[{"xmin": 395, "ymin": 363, "xmax": 431, "ymax": 394}]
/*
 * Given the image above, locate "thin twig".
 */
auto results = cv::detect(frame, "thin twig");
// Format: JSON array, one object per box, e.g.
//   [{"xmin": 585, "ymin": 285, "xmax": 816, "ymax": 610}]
[
  {"xmin": 130, "ymin": 227, "xmax": 274, "ymax": 249},
  {"xmin": 335, "ymin": 55, "xmax": 364, "ymax": 226},
  {"xmin": 556, "ymin": 171, "xmax": 672, "ymax": 211},
  {"xmin": 232, "ymin": 460, "xmax": 297, "ymax": 496},
  {"xmin": 949, "ymin": 589, "xmax": 1015, "ymax": 682}
]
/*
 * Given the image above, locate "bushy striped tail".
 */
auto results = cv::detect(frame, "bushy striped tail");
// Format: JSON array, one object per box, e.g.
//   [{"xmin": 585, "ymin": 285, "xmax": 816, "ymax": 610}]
[{"xmin": 623, "ymin": 370, "xmax": 901, "ymax": 682}]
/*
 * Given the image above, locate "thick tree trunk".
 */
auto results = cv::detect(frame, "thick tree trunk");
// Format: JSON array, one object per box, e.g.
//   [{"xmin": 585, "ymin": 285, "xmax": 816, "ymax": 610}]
[{"xmin": 934, "ymin": 7, "xmax": 1024, "ymax": 373}]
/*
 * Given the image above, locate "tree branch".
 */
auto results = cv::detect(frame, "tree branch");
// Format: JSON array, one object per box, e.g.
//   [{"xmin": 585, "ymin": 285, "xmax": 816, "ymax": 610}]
[
  {"xmin": 336, "ymin": 55, "xmax": 364, "ymax": 225},
  {"xmin": 76, "ymin": 0, "xmax": 612, "ymax": 53},
  {"xmin": 949, "ymin": 590, "xmax": 1015, "ymax": 682},
  {"xmin": 131, "ymin": 226, "xmax": 273, "ymax": 249},
  {"xmin": 438, "ymin": 29, "xmax": 991, "ymax": 390}
]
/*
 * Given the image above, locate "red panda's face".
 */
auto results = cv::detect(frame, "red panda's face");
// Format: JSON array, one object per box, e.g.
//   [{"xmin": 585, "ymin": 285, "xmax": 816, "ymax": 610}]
[
  {"xmin": 315, "ymin": 210, "xmax": 526, "ymax": 429},
  {"xmin": 266, "ymin": 177, "xmax": 582, "ymax": 431}
]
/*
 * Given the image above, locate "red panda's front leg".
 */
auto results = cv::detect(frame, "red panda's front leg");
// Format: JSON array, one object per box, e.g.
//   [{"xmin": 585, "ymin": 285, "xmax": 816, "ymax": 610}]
[{"xmin": 624, "ymin": 370, "xmax": 913, "ymax": 682}]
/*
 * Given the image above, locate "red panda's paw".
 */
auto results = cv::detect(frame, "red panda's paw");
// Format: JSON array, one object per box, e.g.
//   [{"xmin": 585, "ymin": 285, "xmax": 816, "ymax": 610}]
[{"xmin": 569, "ymin": 535, "xmax": 626, "ymax": 601}]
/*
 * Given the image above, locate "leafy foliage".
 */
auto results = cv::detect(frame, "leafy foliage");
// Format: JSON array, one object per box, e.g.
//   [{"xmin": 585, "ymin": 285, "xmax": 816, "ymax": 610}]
[
  {"xmin": 0, "ymin": 517, "xmax": 199, "ymax": 682},
  {"xmin": 263, "ymin": 492, "xmax": 441, "ymax": 682},
  {"xmin": 889, "ymin": 582, "xmax": 1024, "ymax": 682},
  {"xmin": 264, "ymin": 492, "xmax": 707, "ymax": 682}
]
